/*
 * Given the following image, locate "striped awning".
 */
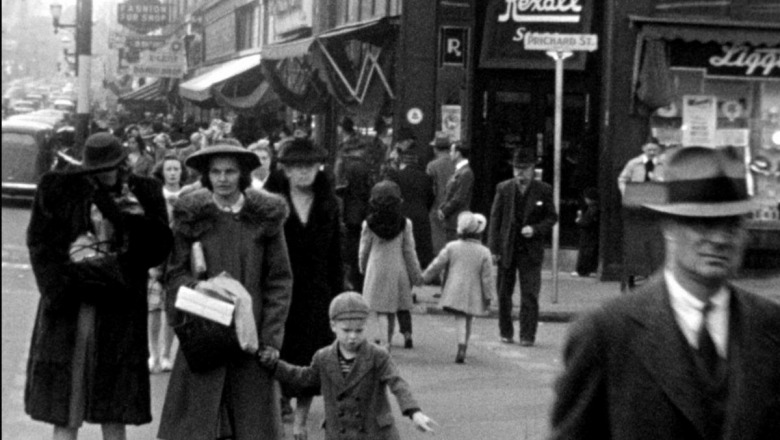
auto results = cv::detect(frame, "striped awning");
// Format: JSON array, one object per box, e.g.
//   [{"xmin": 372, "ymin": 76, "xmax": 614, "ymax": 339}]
[{"xmin": 117, "ymin": 80, "xmax": 167, "ymax": 104}]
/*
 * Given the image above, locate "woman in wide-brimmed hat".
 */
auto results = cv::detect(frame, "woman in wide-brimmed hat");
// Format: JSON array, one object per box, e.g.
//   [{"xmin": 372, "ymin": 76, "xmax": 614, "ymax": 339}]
[
  {"xmin": 158, "ymin": 142, "xmax": 293, "ymax": 440},
  {"xmin": 264, "ymin": 138, "xmax": 343, "ymax": 439},
  {"xmin": 25, "ymin": 132, "xmax": 173, "ymax": 440}
]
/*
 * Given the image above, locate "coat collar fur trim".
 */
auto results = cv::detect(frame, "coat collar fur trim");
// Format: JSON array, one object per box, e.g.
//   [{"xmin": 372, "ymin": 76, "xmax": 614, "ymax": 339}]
[{"xmin": 171, "ymin": 187, "xmax": 289, "ymax": 239}]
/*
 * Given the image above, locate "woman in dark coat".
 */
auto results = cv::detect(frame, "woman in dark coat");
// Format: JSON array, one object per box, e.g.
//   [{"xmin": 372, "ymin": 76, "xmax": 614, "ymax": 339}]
[
  {"xmin": 157, "ymin": 144, "xmax": 293, "ymax": 440},
  {"xmin": 264, "ymin": 138, "xmax": 344, "ymax": 440},
  {"xmin": 25, "ymin": 133, "xmax": 172, "ymax": 440}
]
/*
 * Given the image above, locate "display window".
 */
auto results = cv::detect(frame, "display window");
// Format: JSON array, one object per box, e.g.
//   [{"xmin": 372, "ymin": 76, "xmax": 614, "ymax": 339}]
[{"xmin": 650, "ymin": 65, "xmax": 780, "ymax": 227}]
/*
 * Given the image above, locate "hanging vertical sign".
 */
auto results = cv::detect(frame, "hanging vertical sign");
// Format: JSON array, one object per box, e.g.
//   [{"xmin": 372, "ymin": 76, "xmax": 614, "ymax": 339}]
[
  {"xmin": 682, "ymin": 95, "xmax": 718, "ymax": 147},
  {"xmin": 440, "ymin": 27, "xmax": 469, "ymax": 68},
  {"xmin": 441, "ymin": 105, "xmax": 462, "ymax": 141}
]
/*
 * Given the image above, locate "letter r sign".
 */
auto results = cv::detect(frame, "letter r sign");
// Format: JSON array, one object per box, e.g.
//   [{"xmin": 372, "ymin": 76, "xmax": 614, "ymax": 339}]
[{"xmin": 441, "ymin": 27, "xmax": 469, "ymax": 68}]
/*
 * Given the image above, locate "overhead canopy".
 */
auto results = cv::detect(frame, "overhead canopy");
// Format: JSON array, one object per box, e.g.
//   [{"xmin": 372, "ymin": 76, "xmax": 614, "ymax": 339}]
[
  {"xmin": 317, "ymin": 16, "xmax": 398, "ymax": 44},
  {"xmin": 630, "ymin": 15, "xmax": 780, "ymax": 46},
  {"xmin": 261, "ymin": 37, "xmax": 316, "ymax": 61},
  {"xmin": 118, "ymin": 80, "xmax": 167, "ymax": 104},
  {"xmin": 179, "ymin": 54, "xmax": 262, "ymax": 102}
]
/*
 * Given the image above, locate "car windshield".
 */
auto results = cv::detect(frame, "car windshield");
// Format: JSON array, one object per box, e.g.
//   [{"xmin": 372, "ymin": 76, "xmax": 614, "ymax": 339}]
[{"xmin": 2, "ymin": 132, "xmax": 40, "ymax": 184}]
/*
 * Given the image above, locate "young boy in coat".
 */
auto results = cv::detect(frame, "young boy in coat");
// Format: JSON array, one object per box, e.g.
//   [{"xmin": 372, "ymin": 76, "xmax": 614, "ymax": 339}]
[{"xmin": 258, "ymin": 292, "xmax": 436, "ymax": 439}]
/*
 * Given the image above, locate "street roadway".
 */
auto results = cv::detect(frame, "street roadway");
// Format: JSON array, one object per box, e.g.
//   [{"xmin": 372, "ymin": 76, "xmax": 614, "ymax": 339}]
[{"xmin": 3, "ymin": 205, "xmax": 567, "ymax": 440}]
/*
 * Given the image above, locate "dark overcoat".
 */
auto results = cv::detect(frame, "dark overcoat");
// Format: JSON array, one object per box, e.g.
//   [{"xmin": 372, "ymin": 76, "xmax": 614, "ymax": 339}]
[
  {"xmin": 157, "ymin": 188, "xmax": 292, "ymax": 440},
  {"xmin": 439, "ymin": 163, "xmax": 474, "ymax": 232},
  {"xmin": 264, "ymin": 172, "xmax": 344, "ymax": 373},
  {"xmin": 25, "ymin": 171, "xmax": 172, "ymax": 425},
  {"xmin": 487, "ymin": 179, "xmax": 557, "ymax": 268},
  {"xmin": 385, "ymin": 166, "xmax": 435, "ymax": 267},
  {"xmin": 272, "ymin": 341, "xmax": 420, "ymax": 440},
  {"xmin": 550, "ymin": 274, "xmax": 780, "ymax": 440}
]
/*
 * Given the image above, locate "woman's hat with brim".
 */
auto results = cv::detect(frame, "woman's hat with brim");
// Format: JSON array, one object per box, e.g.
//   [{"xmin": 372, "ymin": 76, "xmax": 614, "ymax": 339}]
[
  {"xmin": 70, "ymin": 132, "xmax": 129, "ymax": 175},
  {"xmin": 642, "ymin": 146, "xmax": 757, "ymax": 217},
  {"xmin": 276, "ymin": 138, "xmax": 328, "ymax": 165},
  {"xmin": 185, "ymin": 143, "xmax": 259, "ymax": 174}
]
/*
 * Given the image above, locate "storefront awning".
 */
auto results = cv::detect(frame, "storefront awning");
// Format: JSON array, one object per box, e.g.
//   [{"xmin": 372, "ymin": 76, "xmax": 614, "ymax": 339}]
[
  {"xmin": 179, "ymin": 54, "xmax": 262, "ymax": 102},
  {"xmin": 261, "ymin": 37, "xmax": 316, "ymax": 61},
  {"xmin": 630, "ymin": 15, "xmax": 780, "ymax": 46},
  {"xmin": 317, "ymin": 16, "xmax": 398, "ymax": 44},
  {"xmin": 118, "ymin": 80, "xmax": 167, "ymax": 104}
]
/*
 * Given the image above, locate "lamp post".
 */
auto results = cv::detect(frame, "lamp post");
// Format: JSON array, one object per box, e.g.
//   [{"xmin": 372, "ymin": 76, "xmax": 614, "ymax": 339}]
[{"xmin": 51, "ymin": 0, "xmax": 92, "ymax": 157}]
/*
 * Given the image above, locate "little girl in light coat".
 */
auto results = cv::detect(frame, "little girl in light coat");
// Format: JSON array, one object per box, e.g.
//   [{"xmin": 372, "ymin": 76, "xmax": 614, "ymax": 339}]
[
  {"xmin": 422, "ymin": 211, "xmax": 496, "ymax": 363},
  {"xmin": 359, "ymin": 180, "xmax": 423, "ymax": 349}
]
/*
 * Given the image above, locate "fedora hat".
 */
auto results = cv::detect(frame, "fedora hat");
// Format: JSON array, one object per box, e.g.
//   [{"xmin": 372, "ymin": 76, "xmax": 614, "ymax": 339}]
[
  {"xmin": 185, "ymin": 143, "xmax": 259, "ymax": 174},
  {"xmin": 277, "ymin": 138, "xmax": 328, "ymax": 165},
  {"xmin": 642, "ymin": 146, "xmax": 756, "ymax": 217},
  {"xmin": 72, "ymin": 132, "xmax": 129, "ymax": 174},
  {"xmin": 511, "ymin": 148, "xmax": 537, "ymax": 168},
  {"xmin": 429, "ymin": 131, "xmax": 451, "ymax": 149}
]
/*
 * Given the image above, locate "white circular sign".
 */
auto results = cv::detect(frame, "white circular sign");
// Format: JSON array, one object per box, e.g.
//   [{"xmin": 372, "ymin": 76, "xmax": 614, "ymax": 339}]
[{"xmin": 406, "ymin": 108, "xmax": 423, "ymax": 125}]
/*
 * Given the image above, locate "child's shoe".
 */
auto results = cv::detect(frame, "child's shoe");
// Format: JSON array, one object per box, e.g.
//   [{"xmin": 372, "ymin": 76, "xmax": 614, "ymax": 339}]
[{"xmin": 403, "ymin": 333, "xmax": 413, "ymax": 349}]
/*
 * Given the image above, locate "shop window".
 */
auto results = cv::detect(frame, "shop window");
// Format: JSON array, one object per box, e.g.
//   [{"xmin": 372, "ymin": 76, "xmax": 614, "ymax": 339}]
[{"xmin": 650, "ymin": 69, "xmax": 780, "ymax": 223}]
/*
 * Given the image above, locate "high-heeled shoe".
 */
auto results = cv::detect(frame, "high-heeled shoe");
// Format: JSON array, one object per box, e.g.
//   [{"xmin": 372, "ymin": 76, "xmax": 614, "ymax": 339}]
[{"xmin": 455, "ymin": 343, "xmax": 467, "ymax": 364}]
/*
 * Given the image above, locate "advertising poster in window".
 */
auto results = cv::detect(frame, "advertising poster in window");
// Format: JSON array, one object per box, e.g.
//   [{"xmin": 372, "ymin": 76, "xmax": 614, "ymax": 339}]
[
  {"xmin": 441, "ymin": 105, "xmax": 461, "ymax": 142},
  {"xmin": 682, "ymin": 95, "xmax": 717, "ymax": 147}
]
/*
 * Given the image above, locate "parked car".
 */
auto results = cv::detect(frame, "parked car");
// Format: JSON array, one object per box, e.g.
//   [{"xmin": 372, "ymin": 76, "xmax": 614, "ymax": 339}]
[
  {"xmin": 8, "ymin": 109, "xmax": 67, "ymax": 128},
  {"xmin": 52, "ymin": 98, "xmax": 76, "ymax": 113},
  {"xmin": 2, "ymin": 120, "xmax": 58, "ymax": 199},
  {"xmin": 10, "ymin": 100, "xmax": 36, "ymax": 115}
]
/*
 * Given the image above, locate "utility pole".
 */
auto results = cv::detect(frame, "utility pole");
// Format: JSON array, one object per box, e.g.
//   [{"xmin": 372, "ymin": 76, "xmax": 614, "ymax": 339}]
[{"xmin": 74, "ymin": 0, "xmax": 93, "ymax": 155}]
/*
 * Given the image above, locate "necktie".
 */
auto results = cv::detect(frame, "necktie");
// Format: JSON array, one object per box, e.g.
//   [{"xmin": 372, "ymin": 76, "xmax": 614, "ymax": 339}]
[
  {"xmin": 644, "ymin": 160, "xmax": 655, "ymax": 181},
  {"xmin": 698, "ymin": 301, "xmax": 721, "ymax": 378}
]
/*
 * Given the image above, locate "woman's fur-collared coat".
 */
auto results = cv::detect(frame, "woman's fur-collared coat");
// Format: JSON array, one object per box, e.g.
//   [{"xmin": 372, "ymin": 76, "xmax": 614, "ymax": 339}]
[
  {"xmin": 157, "ymin": 188, "xmax": 293, "ymax": 440},
  {"xmin": 25, "ymin": 171, "xmax": 172, "ymax": 426}
]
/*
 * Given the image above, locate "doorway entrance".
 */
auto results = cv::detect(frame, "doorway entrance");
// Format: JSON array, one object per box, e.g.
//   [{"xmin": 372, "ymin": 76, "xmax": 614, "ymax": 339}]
[{"xmin": 476, "ymin": 76, "xmax": 597, "ymax": 248}]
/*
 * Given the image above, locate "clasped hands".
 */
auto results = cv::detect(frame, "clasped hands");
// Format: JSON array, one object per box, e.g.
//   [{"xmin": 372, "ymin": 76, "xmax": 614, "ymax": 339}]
[{"xmin": 256, "ymin": 345, "xmax": 279, "ymax": 368}]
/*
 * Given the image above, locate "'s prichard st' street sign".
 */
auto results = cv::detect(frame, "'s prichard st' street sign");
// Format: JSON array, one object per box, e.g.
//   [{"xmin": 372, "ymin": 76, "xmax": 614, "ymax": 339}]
[{"xmin": 524, "ymin": 33, "xmax": 598, "ymax": 52}]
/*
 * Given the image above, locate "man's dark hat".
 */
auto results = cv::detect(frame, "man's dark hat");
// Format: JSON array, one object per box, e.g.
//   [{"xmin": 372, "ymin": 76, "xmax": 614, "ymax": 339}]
[
  {"xmin": 642, "ymin": 146, "xmax": 756, "ymax": 217},
  {"xmin": 185, "ymin": 143, "xmax": 259, "ymax": 174},
  {"xmin": 277, "ymin": 138, "xmax": 328, "ymax": 165},
  {"xmin": 71, "ymin": 132, "xmax": 129, "ymax": 174},
  {"xmin": 511, "ymin": 148, "xmax": 537, "ymax": 168}
]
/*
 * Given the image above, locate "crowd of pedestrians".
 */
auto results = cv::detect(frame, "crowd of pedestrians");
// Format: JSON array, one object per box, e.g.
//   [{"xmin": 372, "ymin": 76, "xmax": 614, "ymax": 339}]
[{"xmin": 22, "ymin": 110, "xmax": 780, "ymax": 440}]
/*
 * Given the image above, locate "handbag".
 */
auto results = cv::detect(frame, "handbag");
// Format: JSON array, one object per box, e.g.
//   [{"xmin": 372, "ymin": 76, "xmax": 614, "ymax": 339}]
[{"xmin": 173, "ymin": 311, "xmax": 242, "ymax": 373}]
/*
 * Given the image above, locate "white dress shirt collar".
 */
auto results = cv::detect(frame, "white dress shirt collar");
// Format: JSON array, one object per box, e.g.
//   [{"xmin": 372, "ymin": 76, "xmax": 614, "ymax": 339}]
[
  {"xmin": 665, "ymin": 270, "xmax": 730, "ymax": 358},
  {"xmin": 455, "ymin": 159, "xmax": 469, "ymax": 171}
]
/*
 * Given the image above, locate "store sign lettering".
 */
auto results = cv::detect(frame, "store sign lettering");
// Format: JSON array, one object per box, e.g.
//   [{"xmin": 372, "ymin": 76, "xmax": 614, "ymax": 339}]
[
  {"xmin": 498, "ymin": 0, "xmax": 582, "ymax": 22},
  {"xmin": 709, "ymin": 45, "xmax": 780, "ymax": 77}
]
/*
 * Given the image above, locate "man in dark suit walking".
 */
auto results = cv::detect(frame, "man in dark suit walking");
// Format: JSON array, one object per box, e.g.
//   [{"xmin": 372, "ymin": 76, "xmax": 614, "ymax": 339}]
[
  {"xmin": 550, "ymin": 146, "xmax": 780, "ymax": 440},
  {"xmin": 488, "ymin": 149, "xmax": 558, "ymax": 346},
  {"xmin": 437, "ymin": 141, "xmax": 474, "ymax": 242}
]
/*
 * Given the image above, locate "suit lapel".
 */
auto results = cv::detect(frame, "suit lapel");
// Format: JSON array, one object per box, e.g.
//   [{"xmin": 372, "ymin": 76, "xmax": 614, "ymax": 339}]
[
  {"xmin": 323, "ymin": 341, "xmax": 347, "ymax": 391},
  {"xmin": 341, "ymin": 342, "xmax": 373, "ymax": 393},
  {"xmin": 521, "ymin": 181, "xmax": 538, "ymax": 226},
  {"xmin": 630, "ymin": 276, "xmax": 710, "ymax": 438}
]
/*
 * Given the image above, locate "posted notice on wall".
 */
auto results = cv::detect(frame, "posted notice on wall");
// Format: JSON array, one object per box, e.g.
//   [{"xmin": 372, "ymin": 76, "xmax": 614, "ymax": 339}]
[
  {"xmin": 682, "ymin": 95, "xmax": 717, "ymax": 147},
  {"xmin": 441, "ymin": 105, "xmax": 462, "ymax": 142}
]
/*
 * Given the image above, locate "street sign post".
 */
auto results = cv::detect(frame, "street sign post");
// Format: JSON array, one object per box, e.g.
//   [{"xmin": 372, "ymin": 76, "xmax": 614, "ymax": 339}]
[{"xmin": 526, "ymin": 33, "xmax": 598, "ymax": 303}]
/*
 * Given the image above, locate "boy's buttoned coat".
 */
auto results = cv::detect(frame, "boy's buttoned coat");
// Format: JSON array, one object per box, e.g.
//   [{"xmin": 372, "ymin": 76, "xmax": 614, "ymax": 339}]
[
  {"xmin": 422, "ymin": 239, "xmax": 496, "ymax": 316},
  {"xmin": 273, "ymin": 341, "xmax": 419, "ymax": 440},
  {"xmin": 157, "ymin": 188, "xmax": 292, "ymax": 440},
  {"xmin": 359, "ymin": 219, "xmax": 423, "ymax": 313}
]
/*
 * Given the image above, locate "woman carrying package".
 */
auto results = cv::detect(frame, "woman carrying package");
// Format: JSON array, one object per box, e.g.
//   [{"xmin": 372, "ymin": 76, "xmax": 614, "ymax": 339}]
[{"xmin": 157, "ymin": 143, "xmax": 293, "ymax": 440}]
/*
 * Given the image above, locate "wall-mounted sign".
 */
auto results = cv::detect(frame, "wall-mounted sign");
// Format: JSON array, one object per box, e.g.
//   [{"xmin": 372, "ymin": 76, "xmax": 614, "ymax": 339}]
[
  {"xmin": 407, "ymin": 108, "xmax": 424, "ymax": 125},
  {"xmin": 682, "ymin": 95, "xmax": 718, "ymax": 147},
  {"xmin": 480, "ymin": 0, "xmax": 593, "ymax": 69},
  {"xmin": 670, "ymin": 41, "xmax": 780, "ymax": 80},
  {"xmin": 118, "ymin": 0, "xmax": 171, "ymax": 35},
  {"xmin": 440, "ymin": 27, "xmax": 469, "ymax": 67},
  {"xmin": 270, "ymin": 0, "xmax": 313, "ymax": 38},
  {"xmin": 109, "ymin": 31, "xmax": 167, "ymax": 51},
  {"xmin": 524, "ymin": 33, "xmax": 597, "ymax": 52},
  {"xmin": 130, "ymin": 40, "xmax": 186, "ymax": 79}
]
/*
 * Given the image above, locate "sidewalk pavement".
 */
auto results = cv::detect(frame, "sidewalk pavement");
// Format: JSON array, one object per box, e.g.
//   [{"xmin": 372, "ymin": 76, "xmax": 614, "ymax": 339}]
[
  {"xmin": 412, "ymin": 269, "xmax": 780, "ymax": 323},
  {"xmin": 412, "ymin": 270, "xmax": 623, "ymax": 323}
]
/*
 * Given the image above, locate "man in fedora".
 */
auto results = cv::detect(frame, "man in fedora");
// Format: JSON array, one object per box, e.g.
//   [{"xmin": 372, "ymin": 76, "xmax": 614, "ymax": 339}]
[
  {"xmin": 158, "ymin": 143, "xmax": 293, "ymax": 440},
  {"xmin": 25, "ymin": 132, "xmax": 173, "ymax": 440},
  {"xmin": 488, "ymin": 148, "xmax": 558, "ymax": 346},
  {"xmin": 550, "ymin": 146, "xmax": 780, "ymax": 440},
  {"xmin": 426, "ymin": 131, "xmax": 456, "ymax": 258}
]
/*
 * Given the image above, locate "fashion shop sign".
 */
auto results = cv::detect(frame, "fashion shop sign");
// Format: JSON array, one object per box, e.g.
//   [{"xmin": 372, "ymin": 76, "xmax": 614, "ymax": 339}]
[
  {"xmin": 118, "ymin": 0, "xmax": 170, "ymax": 35},
  {"xmin": 670, "ymin": 41, "xmax": 780, "ymax": 79},
  {"xmin": 480, "ymin": 0, "xmax": 593, "ymax": 69}
]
